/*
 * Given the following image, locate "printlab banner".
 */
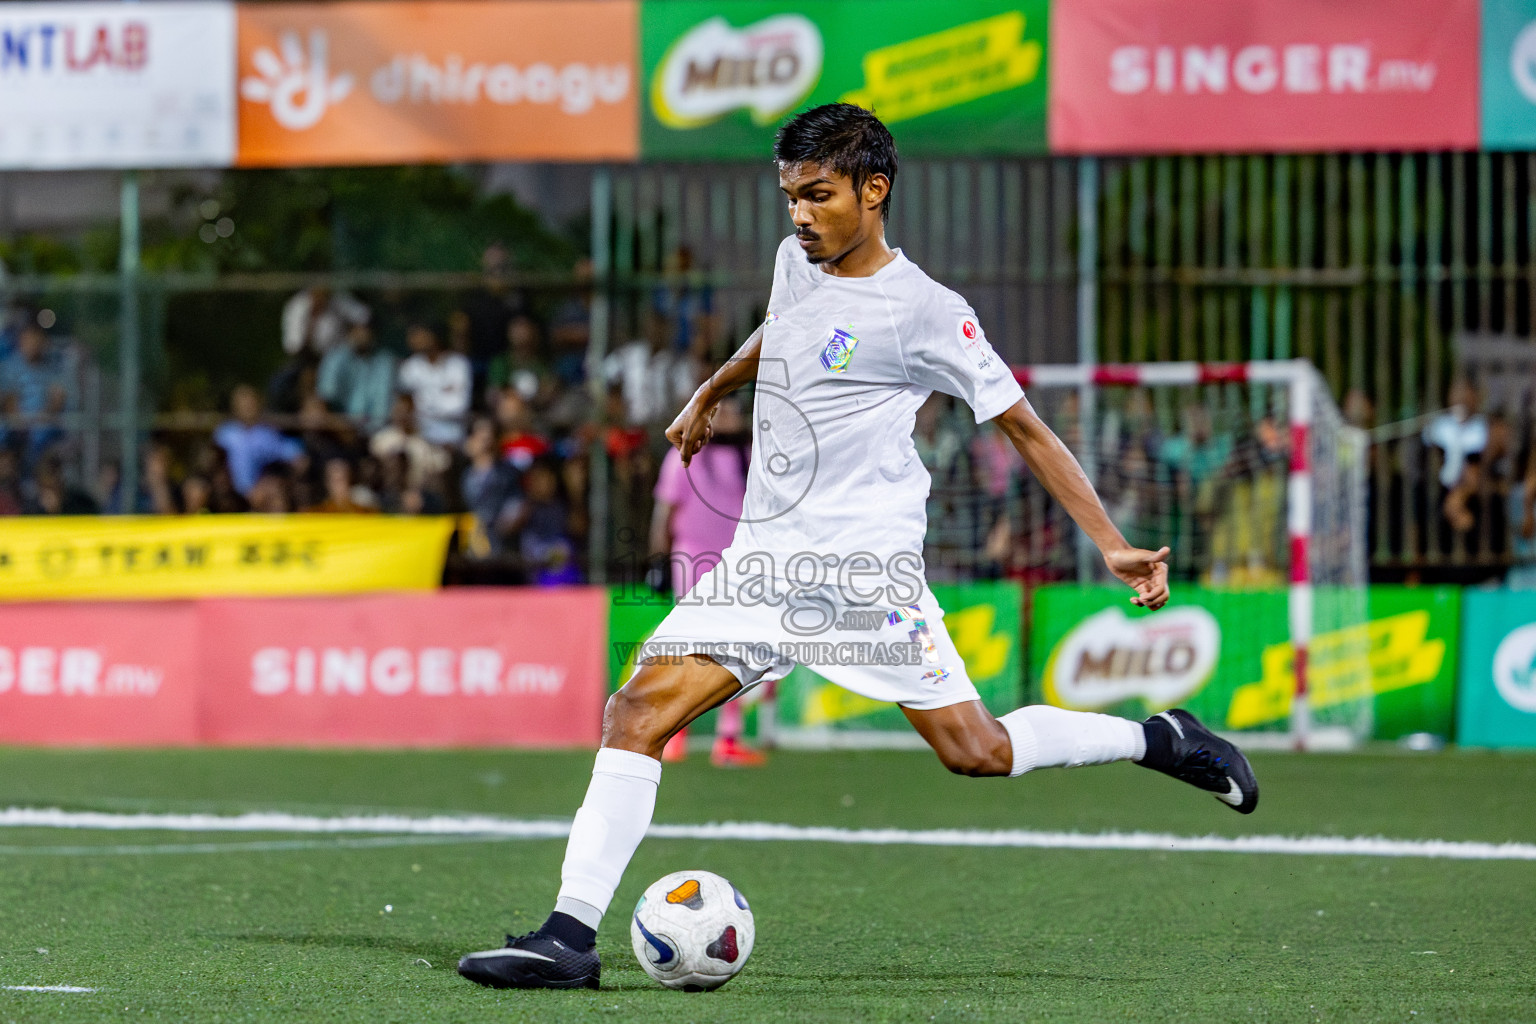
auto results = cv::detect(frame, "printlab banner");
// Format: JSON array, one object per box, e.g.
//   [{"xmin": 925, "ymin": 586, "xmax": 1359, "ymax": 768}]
[
  {"xmin": 1456, "ymin": 590, "xmax": 1536, "ymax": 748},
  {"xmin": 0, "ymin": 515, "xmax": 453, "ymax": 601},
  {"xmin": 236, "ymin": 0, "xmax": 638, "ymax": 166},
  {"xmin": 640, "ymin": 0, "xmax": 1049, "ymax": 160},
  {"xmin": 0, "ymin": 1, "xmax": 236, "ymax": 169},
  {"xmin": 608, "ymin": 581, "xmax": 1024, "ymax": 734},
  {"xmin": 1049, "ymin": 0, "xmax": 1480, "ymax": 153},
  {"xmin": 1029, "ymin": 585, "xmax": 1459, "ymax": 741},
  {"xmin": 0, "ymin": 589, "xmax": 608, "ymax": 747}
]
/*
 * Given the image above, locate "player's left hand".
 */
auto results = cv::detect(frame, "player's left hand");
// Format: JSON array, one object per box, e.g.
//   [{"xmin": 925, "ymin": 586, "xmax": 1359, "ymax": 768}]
[{"xmin": 1104, "ymin": 546, "xmax": 1171, "ymax": 610}]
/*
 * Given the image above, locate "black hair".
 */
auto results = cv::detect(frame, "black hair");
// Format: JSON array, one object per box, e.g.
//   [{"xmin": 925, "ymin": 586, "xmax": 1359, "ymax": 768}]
[{"xmin": 774, "ymin": 103, "xmax": 898, "ymax": 221}]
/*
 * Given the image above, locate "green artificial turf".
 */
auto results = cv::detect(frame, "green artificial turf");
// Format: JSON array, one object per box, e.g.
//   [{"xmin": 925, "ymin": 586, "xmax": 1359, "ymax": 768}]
[{"xmin": 0, "ymin": 747, "xmax": 1532, "ymax": 1023}]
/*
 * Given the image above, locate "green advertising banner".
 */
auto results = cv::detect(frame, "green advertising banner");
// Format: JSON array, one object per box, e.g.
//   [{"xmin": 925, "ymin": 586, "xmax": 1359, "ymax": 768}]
[
  {"xmin": 1028, "ymin": 585, "xmax": 1458, "ymax": 741},
  {"xmin": 1482, "ymin": 0, "xmax": 1536, "ymax": 148},
  {"xmin": 608, "ymin": 580, "xmax": 1024, "ymax": 734},
  {"xmin": 640, "ymin": 0, "xmax": 1050, "ymax": 161},
  {"xmin": 1457, "ymin": 590, "xmax": 1536, "ymax": 748}
]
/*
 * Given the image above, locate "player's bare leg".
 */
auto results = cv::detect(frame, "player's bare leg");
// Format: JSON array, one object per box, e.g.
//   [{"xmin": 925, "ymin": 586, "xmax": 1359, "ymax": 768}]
[
  {"xmin": 603, "ymin": 655, "xmax": 743, "ymax": 758},
  {"xmin": 457, "ymin": 655, "xmax": 739, "ymax": 990},
  {"xmin": 904, "ymin": 699, "xmax": 1259, "ymax": 812}
]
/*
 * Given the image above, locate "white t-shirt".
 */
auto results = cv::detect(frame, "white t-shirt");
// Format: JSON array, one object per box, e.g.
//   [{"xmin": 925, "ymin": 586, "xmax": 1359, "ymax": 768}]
[
  {"xmin": 397, "ymin": 352, "xmax": 472, "ymax": 446},
  {"xmin": 721, "ymin": 236, "xmax": 1023, "ymax": 588},
  {"xmin": 281, "ymin": 290, "xmax": 370, "ymax": 355}
]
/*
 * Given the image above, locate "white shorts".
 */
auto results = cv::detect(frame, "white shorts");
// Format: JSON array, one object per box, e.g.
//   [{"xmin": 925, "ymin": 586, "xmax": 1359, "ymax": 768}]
[{"xmin": 637, "ymin": 565, "xmax": 981, "ymax": 712}]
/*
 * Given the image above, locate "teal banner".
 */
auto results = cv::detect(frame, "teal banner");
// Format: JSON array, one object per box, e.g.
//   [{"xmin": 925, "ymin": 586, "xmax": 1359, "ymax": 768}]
[
  {"xmin": 1457, "ymin": 590, "xmax": 1536, "ymax": 748},
  {"xmin": 1482, "ymin": 0, "xmax": 1536, "ymax": 148}
]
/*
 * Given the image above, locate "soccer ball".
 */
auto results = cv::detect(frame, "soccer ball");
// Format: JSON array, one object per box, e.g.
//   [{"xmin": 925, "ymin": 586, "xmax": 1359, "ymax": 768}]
[{"xmin": 629, "ymin": 869, "xmax": 755, "ymax": 991}]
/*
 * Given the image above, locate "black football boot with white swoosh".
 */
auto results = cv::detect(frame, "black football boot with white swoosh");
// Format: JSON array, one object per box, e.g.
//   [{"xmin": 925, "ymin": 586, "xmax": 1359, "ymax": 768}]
[
  {"xmin": 1138, "ymin": 709, "xmax": 1259, "ymax": 814},
  {"xmin": 457, "ymin": 932, "xmax": 601, "ymax": 990}
]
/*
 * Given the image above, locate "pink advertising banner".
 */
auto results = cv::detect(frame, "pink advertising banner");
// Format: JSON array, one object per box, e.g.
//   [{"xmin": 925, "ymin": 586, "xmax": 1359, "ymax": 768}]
[
  {"xmin": 0, "ymin": 589, "xmax": 607, "ymax": 748},
  {"xmin": 1049, "ymin": 0, "xmax": 1480, "ymax": 153},
  {"xmin": 0, "ymin": 602, "xmax": 201, "ymax": 745}
]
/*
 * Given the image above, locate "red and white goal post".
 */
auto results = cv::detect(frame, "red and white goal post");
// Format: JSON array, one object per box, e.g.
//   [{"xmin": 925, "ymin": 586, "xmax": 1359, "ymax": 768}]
[{"xmin": 1012, "ymin": 359, "xmax": 1371, "ymax": 750}]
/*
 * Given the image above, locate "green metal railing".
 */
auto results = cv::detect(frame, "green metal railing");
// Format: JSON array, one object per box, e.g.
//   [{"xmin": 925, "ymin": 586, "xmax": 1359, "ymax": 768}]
[
  {"xmin": 1095, "ymin": 152, "xmax": 1535, "ymax": 576},
  {"xmin": 5, "ymin": 154, "xmax": 1533, "ymax": 578}
]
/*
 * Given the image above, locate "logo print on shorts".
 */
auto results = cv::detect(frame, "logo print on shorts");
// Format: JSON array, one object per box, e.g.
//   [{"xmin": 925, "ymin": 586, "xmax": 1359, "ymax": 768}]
[
  {"xmin": 888, "ymin": 604, "xmax": 939, "ymax": 664},
  {"xmin": 666, "ymin": 878, "xmax": 705, "ymax": 909},
  {"xmin": 819, "ymin": 327, "xmax": 859, "ymax": 373},
  {"xmin": 922, "ymin": 667, "xmax": 951, "ymax": 686}
]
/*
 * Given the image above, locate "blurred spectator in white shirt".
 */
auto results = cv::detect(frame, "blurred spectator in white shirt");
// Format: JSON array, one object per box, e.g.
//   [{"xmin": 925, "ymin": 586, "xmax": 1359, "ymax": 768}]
[
  {"xmin": 281, "ymin": 286, "xmax": 370, "ymax": 357},
  {"xmin": 397, "ymin": 322, "xmax": 472, "ymax": 446},
  {"xmin": 370, "ymin": 393, "xmax": 451, "ymax": 490},
  {"xmin": 1424, "ymin": 379, "xmax": 1489, "ymax": 533}
]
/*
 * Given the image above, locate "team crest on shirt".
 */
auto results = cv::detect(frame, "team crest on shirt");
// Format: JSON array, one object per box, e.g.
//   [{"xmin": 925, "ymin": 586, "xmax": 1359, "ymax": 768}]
[
  {"xmin": 819, "ymin": 326, "xmax": 859, "ymax": 373},
  {"xmin": 958, "ymin": 316, "xmax": 994, "ymax": 371}
]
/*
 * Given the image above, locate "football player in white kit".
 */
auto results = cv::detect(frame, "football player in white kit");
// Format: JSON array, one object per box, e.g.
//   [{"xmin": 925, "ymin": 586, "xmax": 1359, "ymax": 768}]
[{"xmin": 459, "ymin": 104, "xmax": 1258, "ymax": 991}]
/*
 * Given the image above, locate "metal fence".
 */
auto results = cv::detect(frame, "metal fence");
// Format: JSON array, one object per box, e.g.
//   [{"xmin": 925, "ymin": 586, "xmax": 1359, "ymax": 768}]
[
  {"xmin": 1094, "ymin": 152, "xmax": 1536, "ymax": 581},
  {"xmin": 5, "ymin": 155, "xmax": 1536, "ymax": 581}
]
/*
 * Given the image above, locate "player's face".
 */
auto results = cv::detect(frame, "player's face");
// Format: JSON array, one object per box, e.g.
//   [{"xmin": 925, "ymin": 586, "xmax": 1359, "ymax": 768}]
[{"xmin": 778, "ymin": 162, "xmax": 887, "ymax": 266}]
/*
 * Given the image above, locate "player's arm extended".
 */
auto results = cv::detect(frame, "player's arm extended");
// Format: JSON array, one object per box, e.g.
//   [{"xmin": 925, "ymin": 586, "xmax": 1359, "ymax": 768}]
[
  {"xmin": 993, "ymin": 397, "xmax": 1171, "ymax": 609},
  {"xmin": 666, "ymin": 323, "xmax": 764, "ymax": 465}
]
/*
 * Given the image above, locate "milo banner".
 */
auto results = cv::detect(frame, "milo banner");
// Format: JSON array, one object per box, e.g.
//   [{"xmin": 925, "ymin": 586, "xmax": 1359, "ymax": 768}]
[
  {"xmin": 1030, "ymin": 585, "xmax": 1458, "ymax": 741},
  {"xmin": 640, "ymin": 0, "xmax": 1049, "ymax": 160},
  {"xmin": 0, "ymin": 515, "xmax": 453, "ymax": 600},
  {"xmin": 609, "ymin": 580, "xmax": 1023, "ymax": 735}
]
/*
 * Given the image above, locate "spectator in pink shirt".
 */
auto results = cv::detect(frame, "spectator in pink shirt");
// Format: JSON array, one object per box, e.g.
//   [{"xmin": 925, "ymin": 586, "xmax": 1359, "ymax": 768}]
[{"xmin": 648, "ymin": 398, "xmax": 768, "ymax": 767}]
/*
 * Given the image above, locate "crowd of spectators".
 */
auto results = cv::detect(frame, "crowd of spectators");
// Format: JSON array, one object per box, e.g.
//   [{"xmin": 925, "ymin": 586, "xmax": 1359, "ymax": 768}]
[
  {"xmin": 0, "ymin": 245, "xmax": 720, "ymax": 585},
  {"xmin": 9, "ymin": 242, "xmax": 1536, "ymax": 585}
]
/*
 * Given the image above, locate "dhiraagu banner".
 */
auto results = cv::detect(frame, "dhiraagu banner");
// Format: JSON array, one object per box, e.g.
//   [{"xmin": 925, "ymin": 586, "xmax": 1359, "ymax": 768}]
[
  {"xmin": 640, "ymin": 0, "xmax": 1049, "ymax": 160},
  {"xmin": 1029, "ymin": 585, "xmax": 1458, "ymax": 741},
  {"xmin": 608, "ymin": 580, "xmax": 1024, "ymax": 736}
]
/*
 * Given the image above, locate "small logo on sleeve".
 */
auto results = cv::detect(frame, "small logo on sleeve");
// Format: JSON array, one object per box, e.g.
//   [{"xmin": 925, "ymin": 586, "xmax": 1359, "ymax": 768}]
[
  {"xmin": 957, "ymin": 316, "xmax": 993, "ymax": 371},
  {"xmin": 819, "ymin": 326, "xmax": 859, "ymax": 373}
]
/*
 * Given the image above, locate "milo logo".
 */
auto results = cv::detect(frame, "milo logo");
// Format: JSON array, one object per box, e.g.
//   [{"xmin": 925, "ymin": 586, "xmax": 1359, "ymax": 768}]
[
  {"xmin": 1044, "ymin": 605, "xmax": 1219, "ymax": 712},
  {"xmin": 651, "ymin": 14, "xmax": 823, "ymax": 128}
]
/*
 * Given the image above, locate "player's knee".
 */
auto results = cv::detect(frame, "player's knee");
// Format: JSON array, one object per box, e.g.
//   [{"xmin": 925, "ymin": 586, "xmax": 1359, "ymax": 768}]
[{"xmin": 602, "ymin": 686, "xmax": 669, "ymax": 750}]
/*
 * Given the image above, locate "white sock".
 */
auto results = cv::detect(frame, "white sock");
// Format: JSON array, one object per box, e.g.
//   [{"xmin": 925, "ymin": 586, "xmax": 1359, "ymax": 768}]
[
  {"xmin": 555, "ymin": 747, "xmax": 661, "ymax": 922},
  {"xmin": 998, "ymin": 705, "xmax": 1146, "ymax": 777}
]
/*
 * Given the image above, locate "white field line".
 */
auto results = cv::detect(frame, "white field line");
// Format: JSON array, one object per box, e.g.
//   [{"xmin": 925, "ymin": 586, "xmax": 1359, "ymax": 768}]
[
  {"xmin": 3, "ymin": 985, "xmax": 97, "ymax": 993},
  {"xmin": 1, "ymin": 807, "xmax": 1534, "ymax": 862},
  {"xmin": 0, "ymin": 834, "xmax": 523, "ymax": 857}
]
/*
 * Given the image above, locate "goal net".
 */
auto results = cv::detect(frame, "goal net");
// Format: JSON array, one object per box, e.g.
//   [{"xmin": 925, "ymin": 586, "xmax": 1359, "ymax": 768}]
[{"xmin": 927, "ymin": 360, "xmax": 1371, "ymax": 749}]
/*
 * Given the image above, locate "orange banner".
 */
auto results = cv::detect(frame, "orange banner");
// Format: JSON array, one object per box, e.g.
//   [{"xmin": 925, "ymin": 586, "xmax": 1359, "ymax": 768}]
[{"xmin": 236, "ymin": 0, "xmax": 638, "ymax": 166}]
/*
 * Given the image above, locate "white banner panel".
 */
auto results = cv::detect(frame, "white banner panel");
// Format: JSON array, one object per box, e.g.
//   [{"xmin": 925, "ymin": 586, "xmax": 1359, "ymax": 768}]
[{"xmin": 0, "ymin": 2, "xmax": 235, "ymax": 169}]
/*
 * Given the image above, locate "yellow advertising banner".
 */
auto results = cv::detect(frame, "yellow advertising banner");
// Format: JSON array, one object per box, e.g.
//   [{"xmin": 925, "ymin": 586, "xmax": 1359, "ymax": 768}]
[{"xmin": 0, "ymin": 516, "xmax": 453, "ymax": 601}]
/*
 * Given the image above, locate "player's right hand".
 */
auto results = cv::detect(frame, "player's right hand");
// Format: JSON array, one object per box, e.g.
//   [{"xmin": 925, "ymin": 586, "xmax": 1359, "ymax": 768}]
[
  {"xmin": 1105, "ymin": 546, "xmax": 1171, "ymax": 610},
  {"xmin": 666, "ymin": 400, "xmax": 715, "ymax": 466}
]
